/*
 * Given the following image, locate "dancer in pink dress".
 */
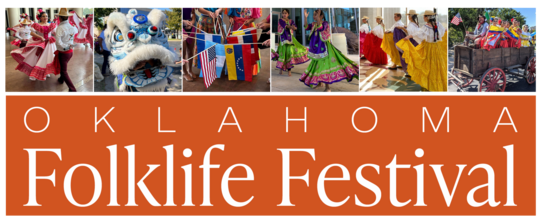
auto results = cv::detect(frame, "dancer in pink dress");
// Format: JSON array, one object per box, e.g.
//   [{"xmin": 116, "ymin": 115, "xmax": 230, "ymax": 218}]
[{"xmin": 11, "ymin": 10, "xmax": 59, "ymax": 81}]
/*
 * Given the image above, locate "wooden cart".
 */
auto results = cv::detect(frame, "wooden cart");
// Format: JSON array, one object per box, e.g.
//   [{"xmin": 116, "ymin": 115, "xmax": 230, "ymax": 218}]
[{"xmin": 450, "ymin": 46, "xmax": 535, "ymax": 91}]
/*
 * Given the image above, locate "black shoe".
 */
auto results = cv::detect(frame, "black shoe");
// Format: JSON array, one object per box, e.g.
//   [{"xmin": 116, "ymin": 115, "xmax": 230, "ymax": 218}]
[{"xmin": 58, "ymin": 77, "xmax": 64, "ymax": 84}]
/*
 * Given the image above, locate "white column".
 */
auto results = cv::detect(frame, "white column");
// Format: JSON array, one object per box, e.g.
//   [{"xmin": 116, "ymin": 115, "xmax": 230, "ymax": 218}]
[
  {"xmin": 75, "ymin": 8, "xmax": 83, "ymax": 17},
  {"xmin": 7, "ymin": 7, "xmax": 21, "ymax": 27}
]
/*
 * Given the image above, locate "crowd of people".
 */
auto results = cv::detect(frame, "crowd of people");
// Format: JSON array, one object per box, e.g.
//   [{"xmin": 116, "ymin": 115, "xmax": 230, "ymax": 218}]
[
  {"xmin": 464, "ymin": 14, "xmax": 535, "ymax": 50},
  {"xmin": 7, "ymin": 8, "xmax": 93, "ymax": 91},
  {"xmin": 360, "ymin": 9, "xmax": 447, "ymax": 92}
]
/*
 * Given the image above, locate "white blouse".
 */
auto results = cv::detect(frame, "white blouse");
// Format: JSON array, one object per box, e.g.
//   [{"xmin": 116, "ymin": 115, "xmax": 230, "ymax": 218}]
[
  {"xmin": 406, "ymin": 22, "xmax": 423, "ymax": 43},
  {"xmin": 411, "ymin": 22, "xmax": 446, "ymax": 43},
  {"xmin": 15, "ymin": 27, "xmax": 32, "ymax": 40},
  {"xmin": 360, "ymin": 23, "xmax": 370, "ymax": 33},
  {"xmin": 371, "ymin": 24, "xmax": 384, "ymax": 39},
  {"xmin": 388, "ymin": 20, "xmax": 405, "ymax": 32}
]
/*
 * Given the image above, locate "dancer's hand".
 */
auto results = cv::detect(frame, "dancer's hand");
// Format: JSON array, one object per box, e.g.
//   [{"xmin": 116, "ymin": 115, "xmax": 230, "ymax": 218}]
[
  {"xmin": 262, "ymin": 39, "xmax": 270, "ymax": 47},
  {"xmin": 304, "ymin": 9, "xmax": 309, "ymax": 18},
  {"xmin": 184, "ymin": 20, "xmax": 192, "ymax": 28}
]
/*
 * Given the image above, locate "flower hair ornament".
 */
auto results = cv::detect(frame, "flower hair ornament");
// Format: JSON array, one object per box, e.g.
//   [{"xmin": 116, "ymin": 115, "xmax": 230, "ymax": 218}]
[{"xmin": 36, "ymin": 9, "xmax": 44, "ymax": 20}]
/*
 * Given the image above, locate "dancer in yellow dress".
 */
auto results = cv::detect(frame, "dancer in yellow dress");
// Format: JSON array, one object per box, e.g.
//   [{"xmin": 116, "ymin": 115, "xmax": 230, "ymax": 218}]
[{"xmin": 396, "ymin": 10, "xmax": 447, "ymax": 91}]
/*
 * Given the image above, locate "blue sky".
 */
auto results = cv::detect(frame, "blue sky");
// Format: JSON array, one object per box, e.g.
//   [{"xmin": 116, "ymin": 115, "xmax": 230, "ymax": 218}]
[
  {"xmin": 514, "ymin": 8, "xmax": 536, "ymax": 27},
  {"xmin": 153, "ymin": 8, "xmax": 171, "ymax": 11}
]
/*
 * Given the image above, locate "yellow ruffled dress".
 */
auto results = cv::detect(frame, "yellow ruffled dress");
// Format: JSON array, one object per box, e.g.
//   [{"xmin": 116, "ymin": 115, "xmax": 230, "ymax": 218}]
[
  {"xmin": 381, "ymin": 32, "xmax": 401, "ymax": 66},
  {"xmin": 396, "ymin": 22, "xmax": 447, "ymax": 92}
]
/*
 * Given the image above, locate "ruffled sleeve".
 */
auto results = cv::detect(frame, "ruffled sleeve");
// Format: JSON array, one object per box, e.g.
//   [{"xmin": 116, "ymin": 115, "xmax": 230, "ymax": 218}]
[
  {"xmin": 305, "ymin": 23, "xmax": 312, "ymax": 31},
  {"xmin": 277, "ymin": 19, "xmax": 286, "ymax": 35},
  {"xmin": 437, "ymin": 22, "xmax": 446, "ymax": 41},
  {"xmin": 320, "ymin": 21, "xmax": 331, "ymax": 42},
  {"xmin": 413, "ymin": 25, "xmax": 429, "ymax": 42},
  {"xmin": 372, "ymin": 25, "xmax": 384, "ymax": 39}
]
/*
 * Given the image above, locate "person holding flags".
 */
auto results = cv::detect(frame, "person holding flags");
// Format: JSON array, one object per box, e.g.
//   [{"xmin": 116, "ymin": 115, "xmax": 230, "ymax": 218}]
[
  {"xmin": 363, "ymin": 16, "xmax": 388, "ymax": 65},
  {"xmin": 481, "ymin": 18, "xmax": 505, "ymax": 51},
  {"xmin": 198, "ymin": 8, "xmax": 223, "ymax": 34},
  {"xmin": 464, "ymin": 14, "xmax": 489, "ymax": 48},
  {"xmin": 273, "ymin": 9, "xmax": 309, "ymax": 77},
  {"xmin": 227, "ymin": 8, "xmax": 262, "ymax": 32},
  {"xmin": 359, "ymin": 16, "xmax": 370, "ymax": 59},
  {"xmin": 396, "ymin": 10, "xmax": 447, "ymax": 91},
  {"xmin": 183, "ymin": 8, "xmax": 198, "ymax": 82},
  {"xmin": 299, "ymin": 9, "xmax": 359, "ymax": 92}
]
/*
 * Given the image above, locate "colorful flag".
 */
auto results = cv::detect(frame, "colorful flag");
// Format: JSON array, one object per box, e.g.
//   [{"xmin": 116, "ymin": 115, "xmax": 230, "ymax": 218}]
[
  {"xmin": 451, "ymin": 13, "xmax": 462, "ymax": 26},
  {"xmin": 225, "ymin": 44, "xmax": 253, "ymax": 82},
  {"xmin": 227, "ymin": 29, "xmax": 260, "ymax": 75},
  {"xmin": 197, "ymin": 33, "xmax": 221, "ymax": 69},
  {"xmin": 200, "ymin": 45, "xmax": 217, "ymax": 88},
  {"xmin": 485, "ymin": 25, "xmax": 504, "ymax": 47}
]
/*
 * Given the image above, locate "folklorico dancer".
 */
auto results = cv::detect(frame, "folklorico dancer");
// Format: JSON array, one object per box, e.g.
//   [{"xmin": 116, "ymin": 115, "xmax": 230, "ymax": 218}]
[
  {"xmin": 54, "ymin": 8, "xmax": 79, "ymax": 92},
  {"xmin": 401, "ymin": 10, "xmax": 421, "ymax": 76},
  {"xmin": 359, "ymin": 16, "xmax": 370, "ymax": 59},
  {"xmin": 520, "ymin": 24, "xmax": 531, "ymax": 47},
  {"xmin": 464, "ymin": 14, "xmax": 489, "ymax": 48},
  {"xmin": 382, "ymin": 12, "xmax": 405, "ymax": 70},
  {"xmin": 7, "ymin": 13, "xmax": 31, "ymax": 33},
  {"xmin": 271, "ymin": 9, "xmax": 309, "ymax": 77},
  {"xmin": 11, "ymin": 18, "xmax": 33, "ymax": 48},
  {"xmin": 508, "ymin": 18, "xmax": 522, "ymax": 48},
  {"xmin": 69, "ymin": 11, "xmax": 90, "ymax": 46},
  {"xmin": 11, "ymin": 9, "xmax": 59, "ymax": 81},
  {"xmin": 396, "ymin": 10, "xmax": 447, "ymax": 92},
  {"xmin": 299, "ymin": 9, "xmax": 359, "ymax": 92},
  {"xmin": 364, "ymin": 16, "xmax": 388, "ymax": 65}
]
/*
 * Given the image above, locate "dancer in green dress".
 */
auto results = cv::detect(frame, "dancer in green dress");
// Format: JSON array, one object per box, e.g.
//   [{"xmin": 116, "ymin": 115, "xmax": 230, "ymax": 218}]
[{"xmin": 272, "ymin": 9, "xmax": 310, "ymax": 76}]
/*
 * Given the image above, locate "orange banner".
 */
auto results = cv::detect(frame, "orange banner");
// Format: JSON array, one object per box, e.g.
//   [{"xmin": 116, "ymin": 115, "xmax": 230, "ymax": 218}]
[{"xmin": 6, "ymin": 96, "xmax": 536, "ymax": 215}]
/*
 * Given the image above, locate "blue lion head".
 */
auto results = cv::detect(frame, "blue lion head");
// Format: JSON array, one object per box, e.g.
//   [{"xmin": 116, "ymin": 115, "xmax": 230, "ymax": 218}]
[{"xmin": 105, "ymin": 9, "xmax": 178, "ymax": 91}]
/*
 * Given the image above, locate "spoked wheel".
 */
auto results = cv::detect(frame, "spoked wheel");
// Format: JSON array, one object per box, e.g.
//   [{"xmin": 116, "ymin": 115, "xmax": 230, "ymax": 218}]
[
  {"xmin": 479, "ymin": 67, "xmax": 506, "ymax": 92},
  {"xmin": 458, "ymin": 72, "xmax": 474, "ymax": 87},
  {"xmin": 525, "ymin": 56, "xmax": 536, "ymax": 84}
]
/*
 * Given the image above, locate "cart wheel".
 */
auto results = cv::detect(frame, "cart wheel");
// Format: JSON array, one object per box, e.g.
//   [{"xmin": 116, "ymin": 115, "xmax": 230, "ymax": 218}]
[
  {"xmin": 525, "ymin": 56, "xmax": 536, "ymax": 84},
  {"xmin": 479, "ymin": 67, "xmax": 506, "ymax": 92},
  {"xmin": 458, "ymin": 73, "xmax": 474, "ymax": 87}
]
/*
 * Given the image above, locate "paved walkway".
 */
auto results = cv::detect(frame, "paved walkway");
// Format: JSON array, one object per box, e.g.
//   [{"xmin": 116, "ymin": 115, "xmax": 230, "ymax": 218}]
[
  {"xmin": 94, "ymin": 41, "xmax": 183, "ymax": 92},
  {"xmin": 5, "ymin": 37, "xmax": 93, "ymax": 92},
  {"xmin": 359, "ymin": 56, "xmax": 422, "ymax": 92},
  {"xmin": 271, "ymin": 54, "xmax": 359, "ymax": 92}
]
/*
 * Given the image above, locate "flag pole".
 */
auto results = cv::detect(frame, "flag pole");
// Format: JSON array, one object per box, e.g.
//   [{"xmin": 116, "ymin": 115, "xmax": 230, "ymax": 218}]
[{"xmin": 183, "ymin": 44, "xmax": 217, "ymax": 61}]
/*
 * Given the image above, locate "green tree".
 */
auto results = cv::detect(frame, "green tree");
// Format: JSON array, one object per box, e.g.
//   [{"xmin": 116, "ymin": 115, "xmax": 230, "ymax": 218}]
[
  {"xmin": 94, "ymin": 8, "xmax": 116, "ymax": 30},
  {"xmin": 164, "ymin": 8, "xmax": 182, "ymax": 38},
  {"xmin": 489, "ymin": 8, "xmax": 526, "ymax": 26}
]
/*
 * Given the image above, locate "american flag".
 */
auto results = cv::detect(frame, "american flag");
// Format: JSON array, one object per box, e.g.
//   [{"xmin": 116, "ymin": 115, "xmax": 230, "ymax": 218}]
[
  {"xmin": 451, "ymin": 13, "xmax": 462, "ymax": 26},
  {"xmin": 200, "ymin": 45, "xmax": 217, "ymax": 88}
]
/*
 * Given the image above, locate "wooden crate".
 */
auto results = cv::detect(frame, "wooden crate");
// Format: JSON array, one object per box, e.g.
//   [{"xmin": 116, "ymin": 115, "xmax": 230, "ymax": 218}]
[{"xmin": 454, "ymin": 46, "xmax": 534, "ymax": 78}]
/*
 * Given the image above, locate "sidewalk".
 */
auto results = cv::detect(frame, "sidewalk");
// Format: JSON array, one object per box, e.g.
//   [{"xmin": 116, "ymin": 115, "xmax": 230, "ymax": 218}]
[
  {"xmin": 94, "ymin": 41, "xmax": 183, "ymax": 92},
  {"xmin": 271, "ymin": 54, "xmax": 359, "ymax": 92},
  {"xmin": 2, "ymin": 34, "xmax": 94, "ymax": 93}
]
